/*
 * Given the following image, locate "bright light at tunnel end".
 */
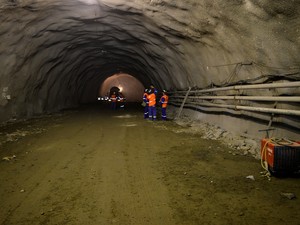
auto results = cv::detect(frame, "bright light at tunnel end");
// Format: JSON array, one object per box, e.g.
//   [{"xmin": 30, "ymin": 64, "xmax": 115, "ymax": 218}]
[{"xmin": 99, "ymin": 73, "xmax": 144, "ymax": 102}]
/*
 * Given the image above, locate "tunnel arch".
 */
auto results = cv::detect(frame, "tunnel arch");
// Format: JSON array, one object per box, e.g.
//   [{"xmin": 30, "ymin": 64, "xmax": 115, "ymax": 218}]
[
  {"xmin": 1, "ymin": 0, "xmax": 192, "ymax": 120},
  {"xmin": 0, "ymin": 0, "xmax": 299, "ymax": 138}
]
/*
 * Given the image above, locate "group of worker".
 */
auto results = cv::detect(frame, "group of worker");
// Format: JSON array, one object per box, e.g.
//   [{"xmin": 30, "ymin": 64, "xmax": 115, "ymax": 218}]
[{"xmin": 143, "ymin": 85, "xmax": 169, "ymax": 121}]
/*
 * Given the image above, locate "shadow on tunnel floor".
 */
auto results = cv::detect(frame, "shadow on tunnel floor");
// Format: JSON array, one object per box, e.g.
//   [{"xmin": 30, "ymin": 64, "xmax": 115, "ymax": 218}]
[{"xmin": 76, "ymin": 102, "xmax": 144, "ymax": 113}]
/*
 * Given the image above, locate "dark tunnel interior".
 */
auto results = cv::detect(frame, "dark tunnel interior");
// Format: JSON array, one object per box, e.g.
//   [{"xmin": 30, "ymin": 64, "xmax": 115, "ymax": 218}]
[
  {"xmin": 1, "ymin": 0, "xmax": 190, "ymax": 120},
  {"xmin": 0, "ymin": 0, "xmax": 299, "ymax": 138}
]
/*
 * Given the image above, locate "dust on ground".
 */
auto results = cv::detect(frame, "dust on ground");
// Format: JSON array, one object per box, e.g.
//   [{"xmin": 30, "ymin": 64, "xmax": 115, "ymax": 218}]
[{"xmin": 0, "ymin": 105, "xmax": 299, "ymax": 225}]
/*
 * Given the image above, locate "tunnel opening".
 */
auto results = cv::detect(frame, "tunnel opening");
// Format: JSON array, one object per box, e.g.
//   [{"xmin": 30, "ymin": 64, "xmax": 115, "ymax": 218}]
[{"xmin": 99, "ymin": 73, "xmax": 145, "ymax": 102}]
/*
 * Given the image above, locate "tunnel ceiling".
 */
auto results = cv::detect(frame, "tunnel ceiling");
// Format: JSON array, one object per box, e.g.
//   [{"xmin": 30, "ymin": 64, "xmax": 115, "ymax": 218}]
[{"xmin": 0, "ymin": 0, "xmax": 300, "ymax": 119}]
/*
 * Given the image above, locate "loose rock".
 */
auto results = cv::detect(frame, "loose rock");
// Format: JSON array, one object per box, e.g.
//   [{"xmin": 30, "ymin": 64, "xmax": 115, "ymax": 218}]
[
  {"xmin": 2, "ymin": 155, "xmax": 16, "ymax": 161},
  {"xmin": 246, "ymin": 175, "xmax": 255, "ymax": 181},
  {"xmin": 280, "ymin": 192, "xmax": 296, "ymax": 200}
]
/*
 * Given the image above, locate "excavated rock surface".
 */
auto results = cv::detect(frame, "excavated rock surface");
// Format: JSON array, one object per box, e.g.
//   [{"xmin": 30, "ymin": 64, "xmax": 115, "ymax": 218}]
[{"xmin": 0, "ymin": 0, "xmax": 299, "ymax": 123}]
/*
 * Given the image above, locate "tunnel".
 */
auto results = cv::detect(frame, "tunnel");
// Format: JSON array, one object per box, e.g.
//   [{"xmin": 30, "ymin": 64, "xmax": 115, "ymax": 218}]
[
  {"xmin": 1, "ymin": 1, "xmax": 300, "ymax": 224},
  {"xmin": 0, "ymin": 0, "xmax": 300, "ymax": 139}
]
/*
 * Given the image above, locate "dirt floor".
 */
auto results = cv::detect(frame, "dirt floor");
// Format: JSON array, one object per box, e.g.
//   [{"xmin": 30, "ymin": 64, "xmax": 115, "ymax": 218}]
[{"xmin": 0, "ymin": 105, "xmax": 299, "ymax": 225}]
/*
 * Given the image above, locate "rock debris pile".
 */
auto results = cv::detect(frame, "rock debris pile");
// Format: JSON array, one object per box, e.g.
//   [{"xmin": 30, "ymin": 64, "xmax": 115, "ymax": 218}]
[{"xmin": 174, "ymin": 116, "xmax": 260, "ymax": 159}]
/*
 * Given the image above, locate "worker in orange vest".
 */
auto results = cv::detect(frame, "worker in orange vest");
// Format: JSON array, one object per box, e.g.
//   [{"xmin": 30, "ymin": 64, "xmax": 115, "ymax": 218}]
[
  {"xmin": 159, "ymin": 90, "xmax": 169, "ymax": 120},
  {"xmin": 143, "ymin": 89, "xmax": 149, "ymax": 118},
  {"xmin": 110, "ymin": 92, "xmax": 117, "ymax": 110},
  {"xmin": 147, "ymin": 87, "xmax": 157, "ymax": 120}
]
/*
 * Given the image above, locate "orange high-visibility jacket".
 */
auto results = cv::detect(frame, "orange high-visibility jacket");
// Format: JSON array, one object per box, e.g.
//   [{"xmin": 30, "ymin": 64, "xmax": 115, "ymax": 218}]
[
  {"xmin": 147, "ymin": 93, "xmax": 156, "ymax": 107},
  {"xmin": 111, "ymin": 94, "xmax": 117, "ymax": 102},
  {"xmin": 160, "ymin": 94, "xmax": 169, "ymax": 108}
]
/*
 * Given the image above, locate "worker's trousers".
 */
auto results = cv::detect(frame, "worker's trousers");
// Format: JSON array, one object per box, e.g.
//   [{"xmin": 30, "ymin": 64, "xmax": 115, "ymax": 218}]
[
  {"xmin": 148, "ymin": 106, "xmax": 156, "ymax": 120},
  {"xmin": 111, "ymin": 102, "xmax": 116, "ymax": 110},
  {"xmin": 144, "ymin": 105, "xmax": 149, "ymax": 119},
  {"xmin": 161, "ymin": 107, "xmax": 167, "ymax": 120}
]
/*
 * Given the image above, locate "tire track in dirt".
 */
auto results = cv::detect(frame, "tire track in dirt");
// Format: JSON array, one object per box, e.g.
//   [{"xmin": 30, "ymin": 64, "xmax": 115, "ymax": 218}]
[
  {"xmin": 89, "ymin": 114, "xmax": 176, "ymax": 225},
  {"xmin": 0, "ymin": 111, "xmax": 107, "ymax": 225}
]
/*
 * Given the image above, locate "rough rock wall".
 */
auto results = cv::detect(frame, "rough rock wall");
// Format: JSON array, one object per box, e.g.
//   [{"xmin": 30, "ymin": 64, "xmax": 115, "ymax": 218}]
[
  {"xmin": 143, "ymin": 0, "xmax": 300, "ymax": 86},
  {"xmin": 0, "ymin": 0, "xmax": 299, "ymax": 123}
]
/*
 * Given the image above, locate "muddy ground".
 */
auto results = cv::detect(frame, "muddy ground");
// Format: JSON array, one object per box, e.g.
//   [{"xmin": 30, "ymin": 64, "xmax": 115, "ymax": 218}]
[{"xmin": 0, "ymin": 105, "xmax": 299, "ymax": 225}]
